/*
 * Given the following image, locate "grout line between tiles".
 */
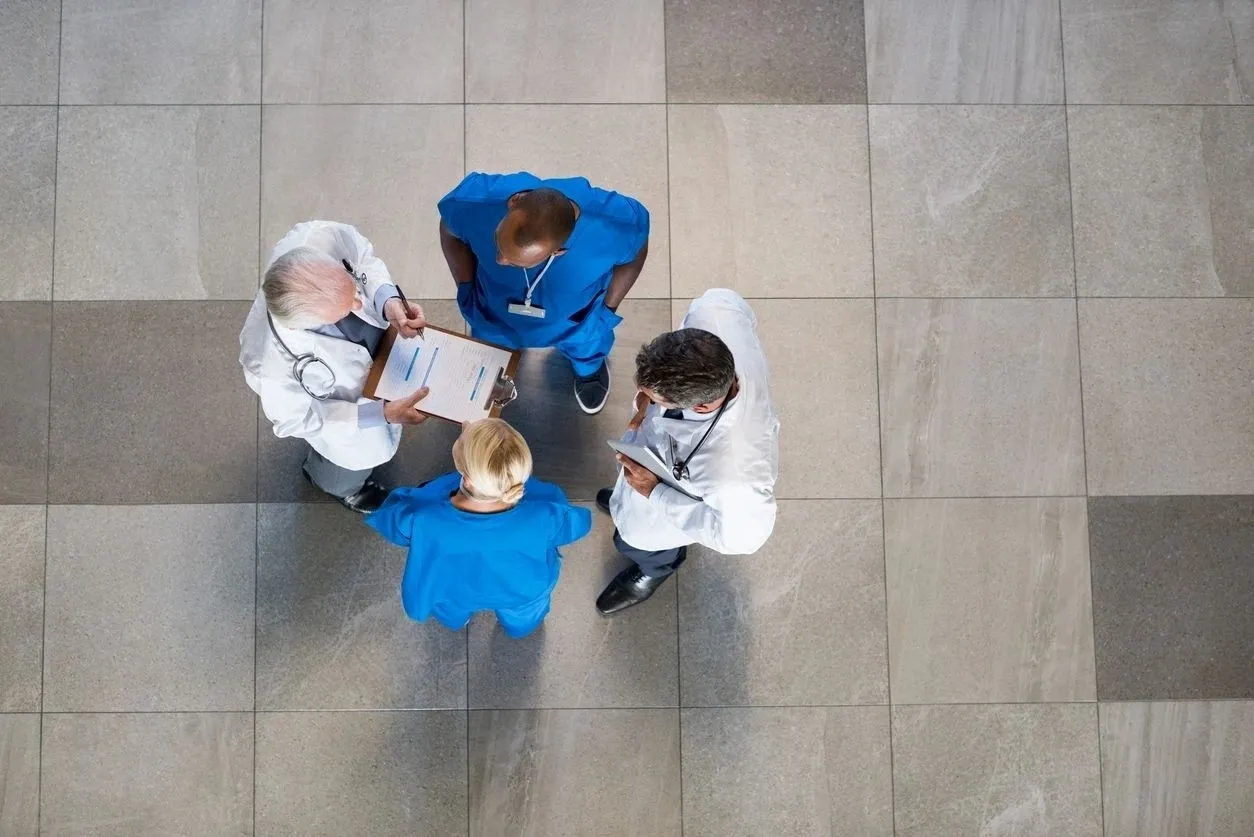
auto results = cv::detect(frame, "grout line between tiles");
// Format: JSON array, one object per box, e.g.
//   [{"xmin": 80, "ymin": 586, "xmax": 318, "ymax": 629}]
[
  {"xmin": 40, "ymin": 295, "xmax": 1254, "ymax": 304},
  {"xmin": 38, "ymin": 2, "xmax": 65, "ymax": 828},
  {"xmin": 462, "ymin": 5, "xmax": 472, "ymax": 835},
  {"xmin": 37, "ymin": 101, "xmax": 1254, "ymax": 108},
  {"xmin": 862, "ymin": 28, "xmax": 898, "ymax": 833},
  {"xmin": 254, "ymin": 3, "xmax": 265, "ymax": 832}
]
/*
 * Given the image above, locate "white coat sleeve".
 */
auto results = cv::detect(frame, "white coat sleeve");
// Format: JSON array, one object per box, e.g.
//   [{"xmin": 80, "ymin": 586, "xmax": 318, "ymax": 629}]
[
  {"xmin": 249, "ymin": 367, "xmax": 376, "ymax": 446},
  {"xmin": 647, "ymin": 482, "xmax": 776, "ymax": 555}
]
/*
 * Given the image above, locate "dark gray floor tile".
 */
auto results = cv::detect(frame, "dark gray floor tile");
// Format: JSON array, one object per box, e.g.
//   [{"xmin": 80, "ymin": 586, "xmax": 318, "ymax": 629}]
[
  {"xmin": 0, "ymin": 0, "xmax": 59, "ymax": 104},
  {"xmin": 1070, "ymin": 107, "xmax": 1254, "ymax": 297},
  {"xmin": 893, "ymin": 704, "xmax": 1103, "ymax": 837},
  {"xmin": 48, "ymin": 302, "xmax": 258, "ymax": 504},
  {"xmin": 1062, "ymin": 0, "xmax": 1254, "ymax": 104},
  {"xmin": 0, "ymin": 508, "xmax": 43, "ymax": 712},
  {"xmin": 1101, "ymin": 701, "xmax": 1254, "ymax": 837},
  {"xmin": 40, "ymin": 713, "xmax": 253, "ymax": 837},
  {"xmin": 264, "ymin": 0, "xmax": 462, "ymax": 104},
  {"xmin": 257, "ymin": 503, "xmax": 466, "ymax": 710},
  {"xmin": 43, "ymin": 505, "xmax": 255, "ymax": 712},
  {"xmin": 0, "ymin": 714, "xmax": 40, "ymax": 837},
  {"xmin": 0, "ymin": 303, "xmax": 49, "ymax": 503},
  {"xmin": 256, "ymin": 300, "xmax": 464, "ymax": 503},
  {"xmin": 468, "ymin": 508, "xmax": 678, "ymax": 709},
  {"xmin": 665, "ymin": 0, "xmax": 867, "ymax": 103},
  {"xmin": 885, "ymin": 498, "xmax": 1096, "ymax": 703},
  {"xmin": 682, "ymin": 707, "xmax": 893, "ymax": 837},
  {"xmin": 1089, "ymin": 495, "xmax": 1254, "ymax": 700},
  {"xmin": 502, "ymin": 299, "xmax": 671, "ymax": 503},
  {"xmin": 0, "ymin": 108, "xmax": 55, "ymax": 300},
  {"xmin": 256, "ymin": 711, "xmax": 467, "ymax": 837},
  {"xmin": 866, "ymin": 0, "xmax": 1063, "ymax": 103},
  {"xmin": 60, "ymin": 0, "xmax": 261, "ymax": 104},
  {"xmin": 469, "ymin": 709, "xmax": 681, "ymax": 837},
  {"xmin": 679, "ymin": 501, "xmax": 887, "ymax": 706}
]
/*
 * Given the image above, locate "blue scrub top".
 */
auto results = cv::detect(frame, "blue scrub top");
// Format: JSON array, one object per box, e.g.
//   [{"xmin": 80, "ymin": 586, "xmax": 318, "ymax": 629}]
[
  {"xmin": 365, "ymin": 473, "xmax": 593, "ymax": 622},
  {"xmin": 438, "ymin": 172, "xmax": 649, "ymax": 348}
]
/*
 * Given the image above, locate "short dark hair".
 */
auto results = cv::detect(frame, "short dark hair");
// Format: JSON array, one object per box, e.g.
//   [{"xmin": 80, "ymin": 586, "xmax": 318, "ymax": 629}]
[
  {"xmin": 635, "ymin": 328, "xmax": 735, "ymax": 408},
  {"xmin": 510, "ymin": 188, "xmax": 577, "ymax": 249}
]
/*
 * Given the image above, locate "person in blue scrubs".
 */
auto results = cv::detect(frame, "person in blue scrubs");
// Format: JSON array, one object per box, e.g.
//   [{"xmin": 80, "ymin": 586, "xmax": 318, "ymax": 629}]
[
  {"xmin": 365, "ymin": 418, "xmax": 592, "ymax": 638},
  {"xmin": 437, "ymin": 172, "xmax": 650, "ymax": 414}
]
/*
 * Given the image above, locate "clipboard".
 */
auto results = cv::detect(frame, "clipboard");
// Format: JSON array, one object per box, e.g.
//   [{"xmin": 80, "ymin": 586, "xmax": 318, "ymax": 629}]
[
  {"xmin": 607, "ymin": 439, "xmax": 704, "ymax": 502},
  {"xmin": 363, "ymin": 324, "xmax": 521, "ymax": 424}
]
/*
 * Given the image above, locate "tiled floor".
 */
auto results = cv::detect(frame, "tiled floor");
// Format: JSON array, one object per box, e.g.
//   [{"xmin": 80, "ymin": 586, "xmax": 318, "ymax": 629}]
[{"xmin": 1, "ymin": 0, "xmax": 1253, "ymax": 834}]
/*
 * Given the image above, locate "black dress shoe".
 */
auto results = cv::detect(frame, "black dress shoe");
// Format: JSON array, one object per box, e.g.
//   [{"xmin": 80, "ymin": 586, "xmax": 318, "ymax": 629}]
[
  {"xmin": 596, "ymin": 565, "xmax": 670, "ymax": 615},
  {"xmin": 338, "ymin": 478, "xmax": 391, "ymax": 514},
  {"xmin": 595, "ymin": 488, "xmax": 613, "ymax": 515},
  {"xmin": 574, "ymin": 360, "xmax": 611, "ymax": 415}
]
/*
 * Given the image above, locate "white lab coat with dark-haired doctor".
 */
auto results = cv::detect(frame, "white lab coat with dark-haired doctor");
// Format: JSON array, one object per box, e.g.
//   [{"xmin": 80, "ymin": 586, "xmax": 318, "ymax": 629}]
[{"xmin": 239, "ymin": 220, "xmax": 430, "ymax": 514}]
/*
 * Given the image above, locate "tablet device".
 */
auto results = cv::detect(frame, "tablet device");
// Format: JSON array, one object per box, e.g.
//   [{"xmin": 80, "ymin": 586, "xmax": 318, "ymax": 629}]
[{"xmin": 606, "ymin": 439, "xmax": 703, "ymax": 502}]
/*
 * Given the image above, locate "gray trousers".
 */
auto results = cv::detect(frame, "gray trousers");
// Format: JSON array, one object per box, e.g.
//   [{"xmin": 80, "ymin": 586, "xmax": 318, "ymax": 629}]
[
  {"xmin": 302, "ymin": 447, "xmax": 372, "ymax": 498},
  {"xmin": 614, "ymin": 530, "xmax": 689, "ymax": 578}
]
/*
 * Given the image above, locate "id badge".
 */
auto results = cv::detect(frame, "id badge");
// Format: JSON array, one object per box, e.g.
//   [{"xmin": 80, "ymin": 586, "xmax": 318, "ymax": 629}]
[{"xmin": 507, "ymin": 301, "xmax": 546, "ymax": 319}]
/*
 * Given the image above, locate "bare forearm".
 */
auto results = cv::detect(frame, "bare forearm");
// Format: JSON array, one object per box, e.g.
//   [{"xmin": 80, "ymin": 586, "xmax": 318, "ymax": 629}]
[
  {"xmin": 604, "ymin": 241, "xmax": 648, "ymax": 310},
  {"xmin": 439, "ymin": 221, "xmax": 477, "ymax": 286}
]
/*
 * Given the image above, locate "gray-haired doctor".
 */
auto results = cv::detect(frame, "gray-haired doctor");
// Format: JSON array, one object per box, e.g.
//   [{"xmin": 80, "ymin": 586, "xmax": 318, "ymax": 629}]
[{"xmin": 239, "ymin": 220, "xmax": 429, "ymax": 513}]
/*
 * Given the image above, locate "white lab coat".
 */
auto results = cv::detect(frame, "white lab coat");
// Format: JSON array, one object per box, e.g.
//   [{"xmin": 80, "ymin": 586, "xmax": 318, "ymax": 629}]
[
  {"xmin": 239, "ymin": 220, "xmax": 402, "ymax": 472},
  {"xmin": 609, "ymin": 289, "xmax": 780, "ymax": 555}
]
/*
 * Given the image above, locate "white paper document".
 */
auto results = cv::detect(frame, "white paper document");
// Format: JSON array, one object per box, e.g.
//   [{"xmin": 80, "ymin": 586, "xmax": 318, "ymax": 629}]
[
  {"xmin": 606, "ymin": 439, "xmax": 703, "ymax": 501},
  {"xmin": 373, "ymin": 329, "xmax": 514, "ymax": 423}
]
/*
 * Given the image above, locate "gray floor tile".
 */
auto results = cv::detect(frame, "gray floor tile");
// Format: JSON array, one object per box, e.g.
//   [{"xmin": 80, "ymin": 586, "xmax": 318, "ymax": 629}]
[
  {"xmin": 468, "ymin": 507, "xmax": 677, "ymax": 709},
  {"xmin": 0, "ymin": 108, "xmax": 55, "ymax": 300},
  {"xmin": 744, "ymin": 299, "xmax": 880, "ymax": 499},
  {"xmin": 892, "ymin": 704, "xmax": 1103, "ymax": 837},
  {"xmin": 1079, "ymin": 300, "xmax": 1254, "ymax": 494},
  {"xmin": 879, "ymin": 299, "xmax": 1085, "ymax": 497},
  {"xmin": 0, "ymin": 508, "xmax": 43, "ymax": 712},
  {"xmin": 40, "ymin": 712, "xmax": 253, "ymax": 837},
  {"xmin": 1070, "ymin": 106, "xmax": 1254, "ymax": 297},
  {"xmin": 885, "ymin": 498, "xmax": 1096, "ymax": 704},
  {"xmin": 1101, "ymin": 701, "xmax": 1254, "ymax": 837},
  {"xmin": 868, "ymin": 106, "xmax": 1074, "ymax": 297},
  {"xmin": 43, "ymin": 505, "xmax": 255, "ymax": 712},
  {"xmin": 257, "ymin": 503, "xmax": 466, "ymax": 710},
  {"xmin": 466, "ymin": 0, "xmax": 664, "ymax": 103},
  {"xmin": 466, "ymin": 105, "xmax": 670, "ymax": 298},
  {"xmin": 469, "ymin": 709, "xmax": 681, "ymax": 837},
  {"xmin": 1062, "ymin": 0, "xmax": 1254, "ymax": 104},
  {"xmin": 0, "ymin": 0, "xmax": 58, "ymax": 104},
  {"xmin": 0, "ymin": 714, "xmax": 40, "ymax": 837},
  {"xmin": 679, "ymin": 500, "xmax": 887, "ymax": 706},
  {"xmin": 866, "ymin": 0, "xmax": 1064, "ymax": 103},
  {"xmin": 0, "ymin": 304, "xmax": 50, "ymax": 503},
  {"xmin": 665, "ymin": 0, "xmax": 866, "ymax": 103},
  {"xmin": 682, "ymin": 707, "xmax": 892, "ymax": 837},
  {"xmin": 261, "ymin": 105, "xmax": 463, "ymax": 300},
  {"xmin": 1089, "ymin": 496, "xmax": 1254, "ymax": 700},
  {"xmin": 668, "ymin": 105, "xmax": 872, "ymax": 298},
  {"xmin": 60, "ymin": 0, "xmax": 261, "ymax": 104},
  {"xmin": 55, "ymin": 106, "xmax": 261, "ymax": 300},
  {"xmin": 48, "ymin": 302, "xmax": 258, "ymax": 504},
  {"xmin": 263, "ymin": 0, "xmax": 462, "ymax": 104},
  {"xmin": 256, "ymin": 300, "xmax": 465, "ymax": 503},
  {"xmin": 256, "ymin": 711, "xmax": 467, "ymax": 837},
  {"xmin": 503, "ymin": 299, "xmax": 671, "ymax": 502}
]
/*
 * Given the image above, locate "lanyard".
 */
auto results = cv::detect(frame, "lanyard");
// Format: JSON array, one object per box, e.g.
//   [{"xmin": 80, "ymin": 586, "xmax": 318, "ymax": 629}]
[{"xmin": 521, "ymin": 254, "xmax": 556, "ymax": 306}]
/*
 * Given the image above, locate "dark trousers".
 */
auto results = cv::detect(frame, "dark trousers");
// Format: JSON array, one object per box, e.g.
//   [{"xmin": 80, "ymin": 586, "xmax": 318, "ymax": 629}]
[{"xmin": 614, "ymin": 530, "xmax": 689, "ymax": 578}]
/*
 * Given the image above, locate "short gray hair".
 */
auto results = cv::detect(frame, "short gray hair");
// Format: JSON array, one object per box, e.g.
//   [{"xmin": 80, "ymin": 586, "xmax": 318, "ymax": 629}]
[
  {"xmin": 635, "ymin": 328, "xmax": 736, "ymax": 409},
  {"xmin": 262, "ymin": 246, "xmax": 348, "ymax": 329}
]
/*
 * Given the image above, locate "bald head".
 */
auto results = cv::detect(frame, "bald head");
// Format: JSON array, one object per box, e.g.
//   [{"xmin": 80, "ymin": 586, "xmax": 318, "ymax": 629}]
[
  {"xmin": 495, "ymin": 188, "xmax": 578, "ymax": 268},
  {"xmin": 262, "ymin": 246, "xmax": 361, "ymax": 329}
]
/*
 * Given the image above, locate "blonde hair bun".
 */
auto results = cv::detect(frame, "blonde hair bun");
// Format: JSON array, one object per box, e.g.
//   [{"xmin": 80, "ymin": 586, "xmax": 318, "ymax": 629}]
[{"xmin": 455, "ymin": 419, "xmax": 533, "ymax": 505}]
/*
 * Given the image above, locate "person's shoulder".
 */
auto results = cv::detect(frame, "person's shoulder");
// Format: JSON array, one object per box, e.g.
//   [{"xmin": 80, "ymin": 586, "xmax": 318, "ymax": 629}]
[
  {"xmin": 550, "ymin": 178, "xmax": 647, "ymax": 226},
  {"xmin": 390, "ymin": 473, "xmax": 460, "ymax": 508},
  {"xmin": 519, "ymin": 476, "xmax": 569, "ymax": 505},
  {"xmin": 441, "ymin": 172, "xmax": 540, "ymax": 207}
]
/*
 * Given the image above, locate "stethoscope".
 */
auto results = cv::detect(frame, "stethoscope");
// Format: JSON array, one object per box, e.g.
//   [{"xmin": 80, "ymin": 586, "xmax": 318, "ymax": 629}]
[
  {"xmin": 267, "ymin": 259, "xmax": 369, "ymax": 400},
  {"xmin": 668, "ymin": 386, "xmax": 733, "ymax": 482}
]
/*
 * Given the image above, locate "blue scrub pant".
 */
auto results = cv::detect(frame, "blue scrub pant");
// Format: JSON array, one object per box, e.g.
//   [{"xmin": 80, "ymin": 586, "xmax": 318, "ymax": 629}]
[
  {"xmin": 554, "ymin": 317, "xmax": 616, "ymax": 378},
  {"xmin": 430, "ymin": 594, "xmax": 552, "ymax": 639},
  {"xmin": 461, "ymin": 292, "xmax": 620, "ymax": 378}
]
